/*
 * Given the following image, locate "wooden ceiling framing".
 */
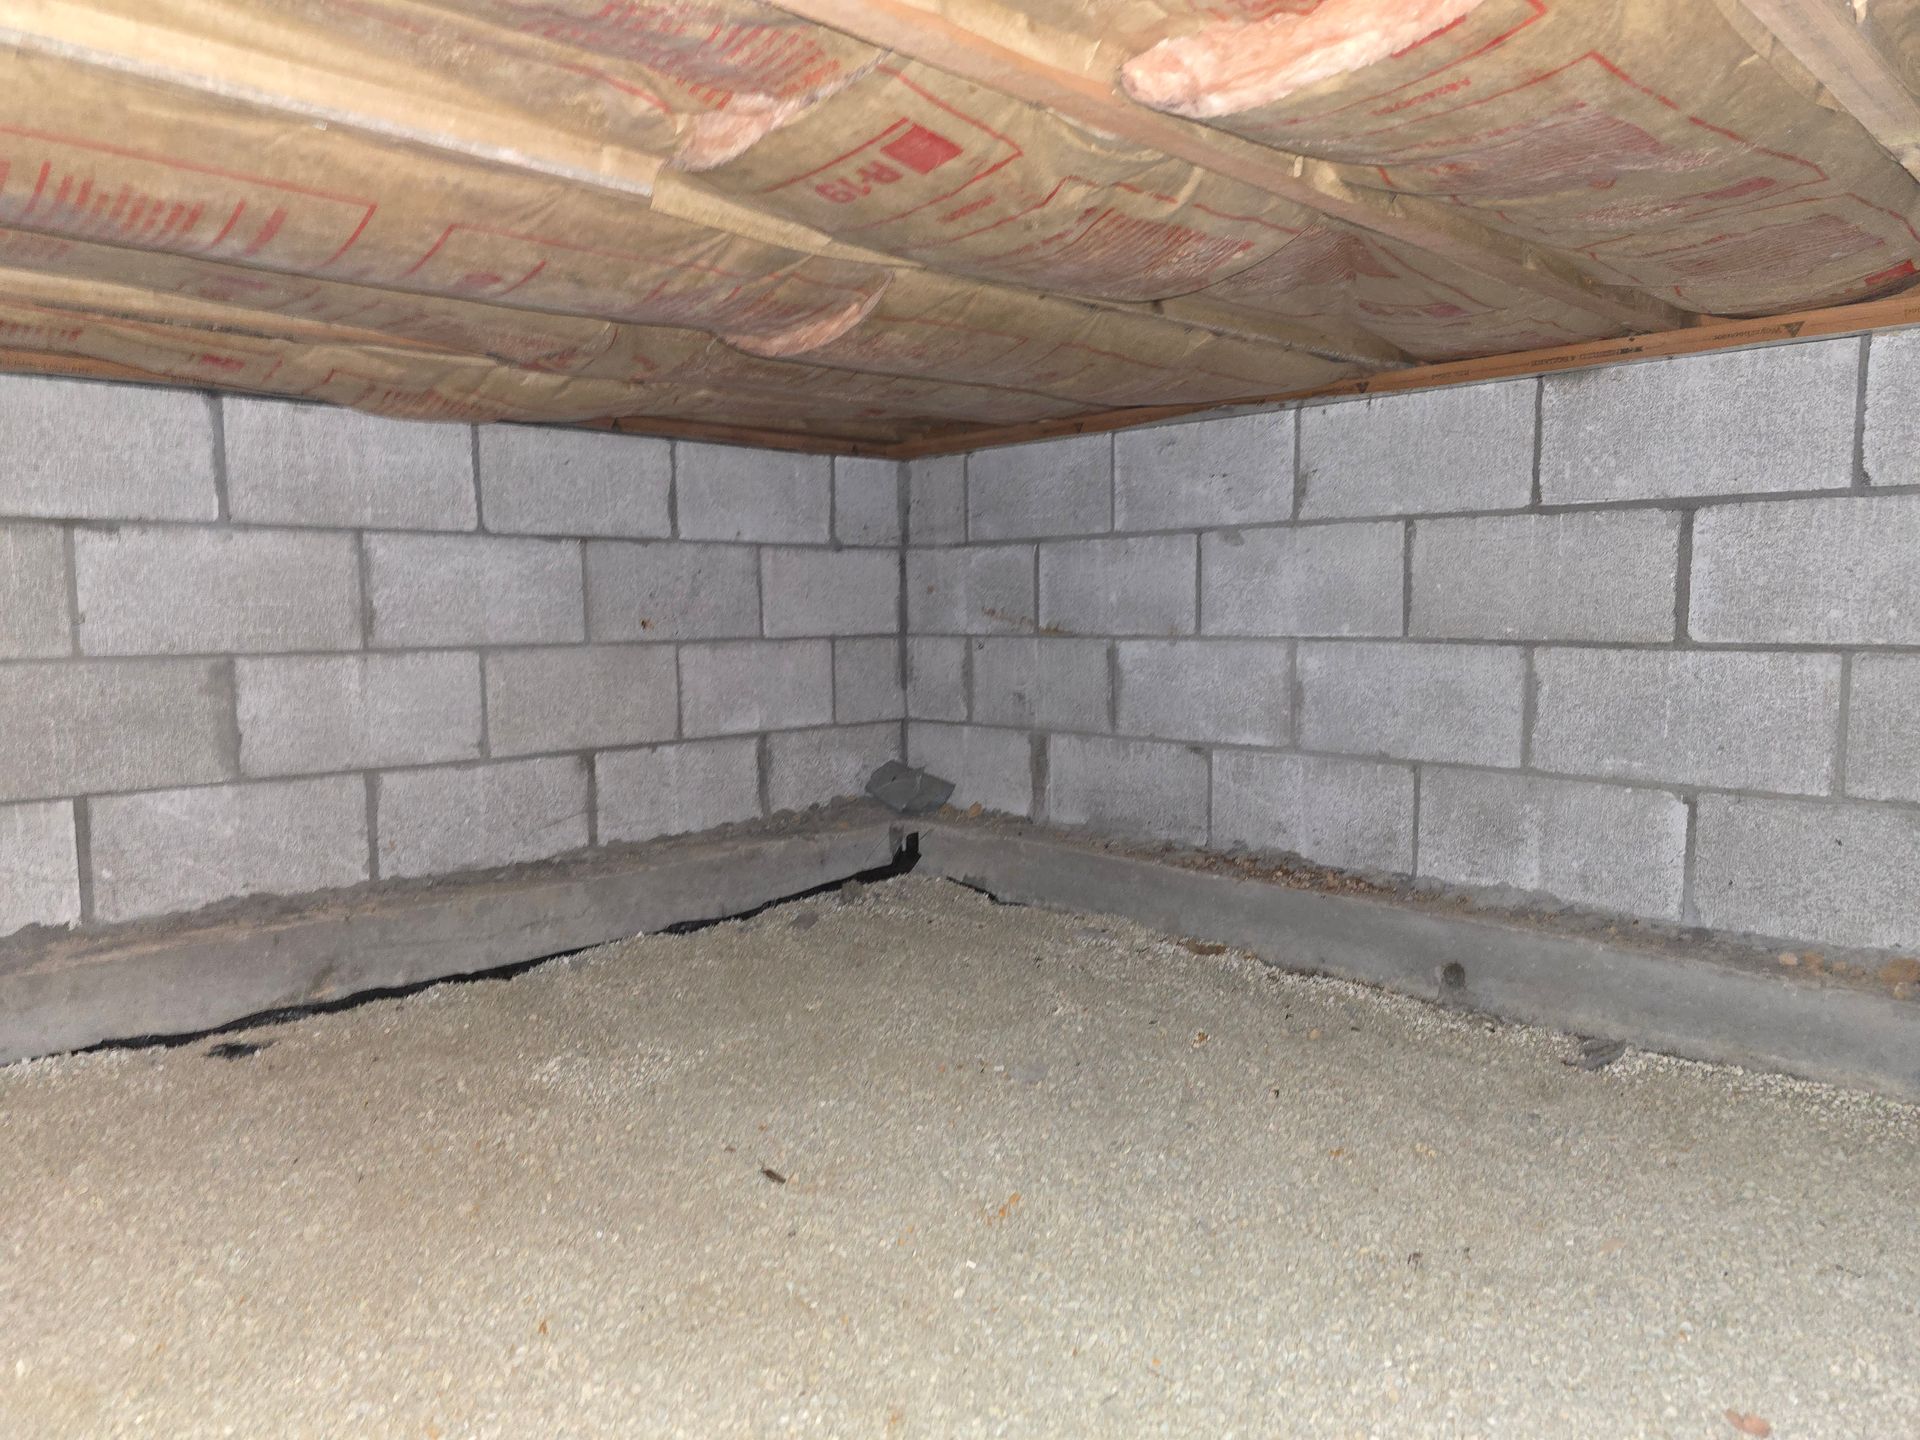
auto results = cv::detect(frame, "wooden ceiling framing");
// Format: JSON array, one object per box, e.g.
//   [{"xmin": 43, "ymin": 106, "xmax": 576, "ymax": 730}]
[{"xmin": 0, "ymin": 0, "xmax": 1919, "ymax": 456}]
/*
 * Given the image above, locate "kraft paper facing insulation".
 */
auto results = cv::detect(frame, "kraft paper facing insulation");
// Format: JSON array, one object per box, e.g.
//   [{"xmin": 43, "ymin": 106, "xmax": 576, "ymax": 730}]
[{"xmin": 0, "ymin": 0, "xmax": 1917, "ymax": 445}]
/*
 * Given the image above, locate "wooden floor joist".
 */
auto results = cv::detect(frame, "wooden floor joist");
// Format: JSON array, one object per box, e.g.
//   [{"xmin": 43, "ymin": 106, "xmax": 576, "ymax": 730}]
[
  {"xmin": 1734, "ymin": 0, "xmax": 1920, "ymax": 181},
  {"xmin": 762, "ymin": 0, "xmax": 1689, "ymax": 336}
]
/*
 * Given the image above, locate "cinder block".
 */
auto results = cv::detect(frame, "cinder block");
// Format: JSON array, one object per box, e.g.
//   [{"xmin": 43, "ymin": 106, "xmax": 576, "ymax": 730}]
[
  {"xmin": 768, "ymin": 723, "xmax": 899, "ymax": 812},
  {"xmin": 1115, "ymin": 411, "xmax": 1292, "ymax": 531},
  {"xmin": 224, "ymin": 398, "xmax": 475, "ymax": 530},
  {"xmin": 0, "ymin": 374, "xmax": 216, "ymax": 521},
  {"xmin": 971, "ymin": 637, "xmax": 1110, "ymax": 732},
  {"xmin": 676, "ymin": 442, "xmax": 829, "ymax": 543},
  {"xmin": 485, "ymin": 646, "xmax": 678, "ymax": 757},
  {"xmin": 76, "ymin": 525, "xmax": 360, "ymax": 656},
  {"xmin": 477, "ymin": 424, "xmax": 669, "ymax": 538},
  {"xmin": 1695, "ymin": 794, "xmax": 1920, "ymax": 950},
  {"xmin": 1201, "ymin": 523, "xmax": 1402, "ymax": 638},
  {"xmin": 762, "ymin": 547, "xmax": 898, "ymax": 637},
  {"xmin": 0, "ymin": 522, "xmax": 71, "ymax": 658},
  {"xmin": 833, "ymin": 457, "xmax": 902, "ymax": 547},
  {"xmin": 907, "ymin": 546, "xmax": 1034, "ymax": 635},
  {"xmin": 1298, "ymin": 641, "xmax": 1524, "ymax": 766},
  {"xmin": 835, "ymin": 637, "xmax": 904, "ymax": 723},
  {"xmin": 595, "ymin": 737, "xmax": 761, "ymax": 843},
  {"xmin": 1843, "ymin": 656, "xmax": 1920, "ymax": 803},
  {"xmin": 1210, "ymin": 751, "xmax": 1413, "ymax": 875},
  {"xmin": 0, "ymin": 660, "xmax": 234, "ymax": 803},
  {"xmin": 1412, "ymin": 511, "xmax": 1679, "ymax": 641},
  {"xmin": 377, "ymin": 756, "xmax": 590, "ymax": 880},
  {"xmin": 1046, "ymin": 734, "xmax": 1208, "ymax": 844},
  {"xmin": 1418, "ymin": 768, "xmax": 1687, "ymax": 920},
  {"xmin": 905, "ymin": 637, "xmax": 967, "ymax": 720},
  {"xmin": 1864, "ymin": 329, "xmax": 1920, "ymax": 487},
  {"xmin": 907, "ymin": 454, "xmax": 966, "ymax": 546},
  {"xmin": 1533, "ymin": 648, "xmax": 1840, "ymax": 795},
  {"xmin": 91, "ymin": 776, "xmax": 368, "ymax": 923},
  {"xmin": 237, "ymin": 653, "xmax": 483, "ymax": 777},
  {"xmin": 367, "ymin": 532, "xmax": 583, "ymax": 647},
  {"xmin": 1691, "ymin": 495, "xmax": 1920, "ymax": 644},
  {"xmin": 906, "ymin": 722, "xmax": 1031, "ymax": 816},
  {"xmin": 1039, "ymin": 535, "xmax": 1195, "ymax": 636},
  {"xmin": 1301, "ymin": 380, "xmax": 1534, "ymax": 518},
  {"xmin": 1541, "ymin": 339, "xmax": 1857, "ymax": 503},
  {"xmin": 0, "ymin": 800, "xmax": 80, "ymax": 935},
  {"xmin": 967, "ymin": 435, "xmax": 1110, "ymax": 540},
  {"xmin": 1115, "ymin": 639, "xmax": 1291, "ymax": 746},
  {"xmin": 585, "ymin": 540, "xmax": 759, "ymax": 641},
  {"xmin": 679, "ymin": 640, "xmax": 832, "ymax": 736}
]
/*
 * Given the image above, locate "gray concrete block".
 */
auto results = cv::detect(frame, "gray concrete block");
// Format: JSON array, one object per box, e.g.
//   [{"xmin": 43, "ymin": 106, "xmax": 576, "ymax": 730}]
[
  {"xmin": 1039, "ymin": 535, "xmax": 1195, "ymax": 636},
  {"xmin": 833, "ymin": 457, "xmax": 902, "ymax": 547},
  {"xmin": 905, "ymin": 722, "xmax": 1031, "ymax": 816},
  {"xmin": 1533, "ymin": 648, "xmax": 1840, "ymax": 795},
  {"xmin": 907, "ymin": 546, "xmax": 1034, "ymax": 635},
  {"xmin": 967, "ymin": 435, "xmax": 1110, "ymax": 540},
  {"xmin": 1412, "ymin": 511, "xmax": 1679, "ymax": 642},
  {"xmin": 0, "ymin": 522, "xmax": 71, "ymax": 658},
  {"xmin": 1843, "ymin": 656, "xmax": 1920, "ymax": 803},
  {"xmin": 1299, "ymin": 641, "xmax": 1524, "ymax": 766},
  {"xmin": 478, "ymin": 424, "xmax": 670, "ymax": 538},
  {"xmin": 835, "ymin": 637, "xmax": 904, "ymax": 723},
  {"xmin": 767, "ymin": 723, "xmax": 899, "ymax": 812},
  {"xmin": 223, "ymin": 398, "xmax": 475, "ymax": 530},
  {"xmin": 1201, "ymin": 522, "xmax": 1402, "ymax": 638},
  {"xmin": 485, "ymin": 646, "xmax": 678, "ymax": 757},
  {"xmin": 1691, "ymin": 495, "xmax": 1920, "ymax": 644},
  {"xmin": 1046, "ymin": 734, "xmax": 1208, "ymax": 844},
  {"xmin": 0, "ymin": 800, "xmax": 80, "ymax": 935},
  {"xmin": 1301, "ymin": 380, "xmax": 1534, "ymax": 518},
  {"xmin": 237, "ymin": 653, "xmax": 482, "ymax": 777},
  {"xmin": 1863, "ymin": 328, "xmax": 1920, "ymax": 487},
  {"xmin": 762, "ymin": 547, "xmax": 898, "ymax": 637},
  {"xmin": 1695, "ymin": 794, "xmax": 1920, "ymax": 951},
  {"xmin": 585, "ymin": 540, "xmax": 759, "ymax": 642},
  {"xmin": 367, "ymin": 532, "xmax": 583, "ymax": 647},
  {"xmin": 679, "ymin": 640, "xmax": 832, "ymax": 736},
  {"xmin": 676, "ymin": 442, "xmax": 830, "ymax": 543},
  {"xmin": 76, "ymin": 526, "xmax": 360, "ymax": 656},
  {"xmin": 1418, "ymin": 767, "xmax": 1688, "ymax": 921},
  {"xmin": 905, "ymin": 637, "xmax": 967, "ymax": 720},
  {"xmin": 91, "ymin": 776, "xmax": 368, "ymax": 923},
  {"xmin": 1541, "ymin": 339, "xmax": 1857, "ymax": 503},
  {"xmin": 0, "ymin": 659, "xmax": 234, "ymax": 803},
  {"xmin": 1115, "ymin": 639, "xmax": 1291, "ymax": 746},
  {"xmin": 377, "ymin": 756, "xmax": 590, "ymax": 880},
  {"xmin": 971, "ymin": 637, "xmax": 1110, "ymax": 732},
  {"xmin": 594, "ymin": 737, "xmax": 761, "ymax": 844},
  {"xmin": 1210, "ymin": 750, "xmax": 1413, "ymax": 874},
  {"xmin": 1115, "ymin": 411, "xmax": 1292, "ymax": 531},
  {"xmin": 907, "ymin": 454, "xmax": 966, "ymax": 546},
  {"xmin": 0, "ymin": 375, "xmax": 216, "ymax": 521}
]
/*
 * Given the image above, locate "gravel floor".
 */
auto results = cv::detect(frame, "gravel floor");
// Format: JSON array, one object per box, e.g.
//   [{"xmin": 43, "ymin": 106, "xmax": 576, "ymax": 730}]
[{"xmin": 1, "ymin": 875, "xmax": 1915, "ymax": 1439}]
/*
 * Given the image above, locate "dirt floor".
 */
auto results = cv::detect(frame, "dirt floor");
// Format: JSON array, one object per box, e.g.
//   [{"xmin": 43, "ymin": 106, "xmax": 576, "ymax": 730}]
[{"xmin": 1, "ymin": 875, "xmax": 1915, "ymax": 1439}]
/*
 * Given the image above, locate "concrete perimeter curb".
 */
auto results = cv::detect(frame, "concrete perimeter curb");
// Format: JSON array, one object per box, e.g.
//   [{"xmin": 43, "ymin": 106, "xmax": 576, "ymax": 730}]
[
  {"xmin": 911, "ymin": 820, "xmax": 1920, "ymax": 1102},
  {"xmin": 0, "ymin": 818, "xmax": 904, "ymax": 1064}
]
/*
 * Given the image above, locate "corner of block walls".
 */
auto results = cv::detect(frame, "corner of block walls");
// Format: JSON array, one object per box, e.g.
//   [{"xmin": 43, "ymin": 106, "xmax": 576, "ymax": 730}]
[
  {"xmin": 901, "ymin": 328, "xmax": 1920, "ymax": 961},
  {"xmin": 0, "ymin": 377, "xmax": 911, "ymax": 936}
]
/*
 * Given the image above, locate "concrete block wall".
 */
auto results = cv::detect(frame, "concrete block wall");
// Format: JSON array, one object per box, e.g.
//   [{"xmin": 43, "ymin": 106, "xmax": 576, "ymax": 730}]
[
  {"xmin": 0, "ymin": 378, "xmax": 902, "ymax": 937},
  {"xmin": 904, "ymin": 332, "xmax": 1920, "ymax": 957}
]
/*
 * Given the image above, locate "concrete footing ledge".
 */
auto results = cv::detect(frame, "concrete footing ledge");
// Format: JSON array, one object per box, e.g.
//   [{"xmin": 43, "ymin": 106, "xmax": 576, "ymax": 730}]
[{"xmin": 4, "ymin": 807, "xmax": 1917, "ymax": 1100}]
